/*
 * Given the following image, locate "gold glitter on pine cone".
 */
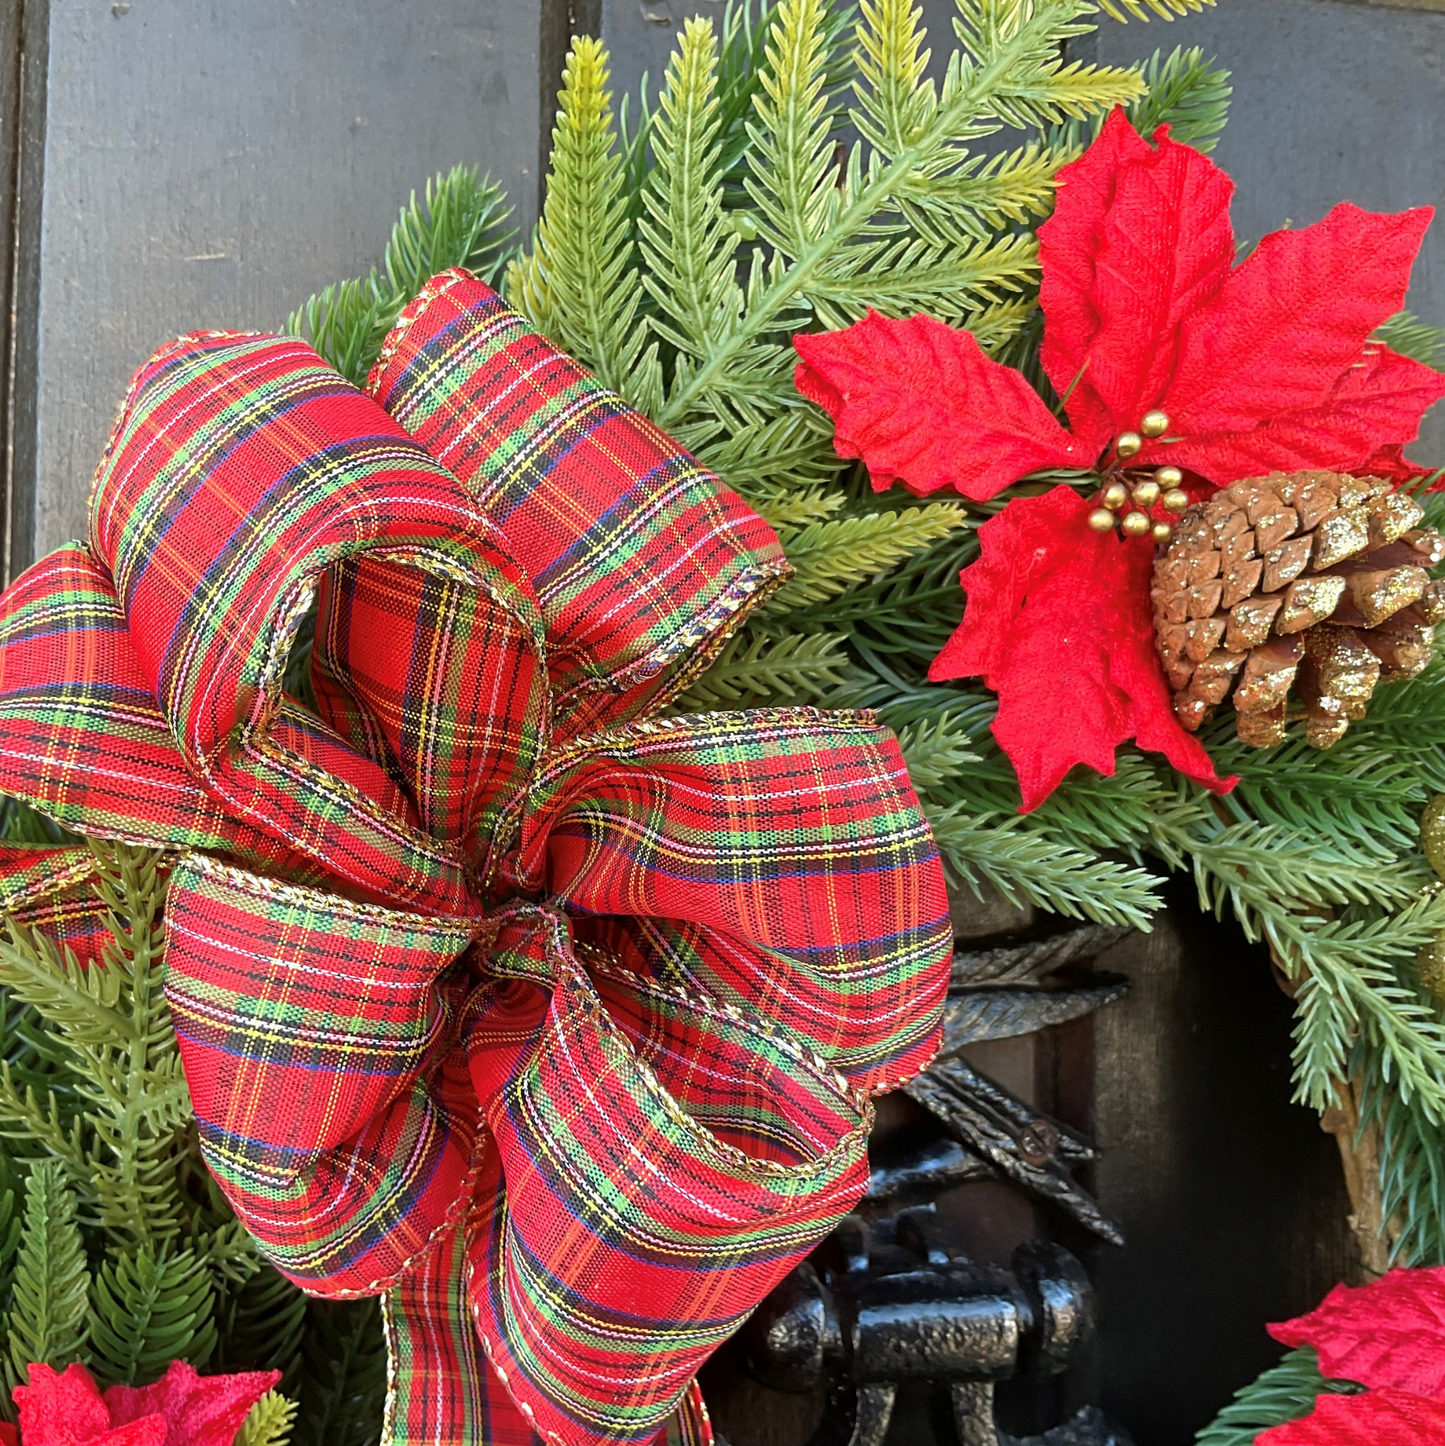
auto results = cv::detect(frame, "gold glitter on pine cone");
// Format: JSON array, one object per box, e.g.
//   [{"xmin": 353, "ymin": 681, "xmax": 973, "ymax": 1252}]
[{"xmin": 1151, "ymin": 471, "xmax": 1445, "ymax": 748}]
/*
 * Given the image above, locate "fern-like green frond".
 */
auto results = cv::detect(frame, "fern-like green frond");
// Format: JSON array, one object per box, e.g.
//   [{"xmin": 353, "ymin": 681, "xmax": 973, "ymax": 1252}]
[
  {"xmin": 1195, "ymin": 1347, "xmax": 1360, "ymax": 1446},
  {"xmin": 1375, "ymin": 309, "xmax": 1445, "ymax": 368},
  {"xmin": 674, "ymin": 629, "xmax": 852, "ymax": 709},
  {"xmin": 89, "ymin": 1246, "xmax": 219, "ymax": 1386},
  {"xmin": 507, "ymin": 39, "xmax": 650, "ymax": 399},
  {"xmin": 853, "ymin": 0, "xmax": 936, "ymax": 158},
  {"xmin": 747, "ymin": 0, "xmax": 844, "ymax": 258},
  {"xmin": 7, "ymin": 1159, "xmax": 89, "ymax": 1377},
  {"xmin": 639, "ymin": 20, "xmax": 744, "ymax": 361},
  {"xmin": 926, "ymin": 802, "xmax": 1163, "ymax": 929},
  {"xmin": 752, "ymin": 484, "xmax": 847, "ymax": 530},
  {"xmin": 1098, "ymin": 0, "xmax": 1213, "ymax": 20},
  {"xmin": 770, "ymin": 503, "xmax": 972, "ymax": 607},
  {"xmin": 237, "ymin": 1391, "xmax": 299, "ymax": 1446},
  {"xmin": 803, "ymin": 232, "xmax": 1040, "ymax": 328},
  {"xmin": 895, "ymin": 144, "xmax": 1066, "ymax": 237}
]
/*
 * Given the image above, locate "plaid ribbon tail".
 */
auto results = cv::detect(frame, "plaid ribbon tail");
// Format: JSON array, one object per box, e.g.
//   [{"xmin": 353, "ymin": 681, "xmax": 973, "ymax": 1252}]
[
  {"xmin": 383, "ymin": 1214, "xmax": 714, "ymax": 1446},
  {"xmin": 383, "ymin": 1216, "xmax": 536, "ymax": 1446},
  {"xmin": 0, "ymin": 845, "xmax": 119, "ymax": 965}
]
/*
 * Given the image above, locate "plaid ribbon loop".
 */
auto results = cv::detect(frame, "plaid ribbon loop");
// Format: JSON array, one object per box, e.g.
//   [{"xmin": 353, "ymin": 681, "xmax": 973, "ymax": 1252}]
[{"xmin": 0, "ymin": 273, "xmax": 952, "ymax": 1446}]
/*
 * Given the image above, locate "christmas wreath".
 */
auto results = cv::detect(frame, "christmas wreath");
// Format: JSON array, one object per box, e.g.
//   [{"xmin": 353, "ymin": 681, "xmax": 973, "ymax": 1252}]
[{"xmin": 0, "ymin": 2, "xmax": 1441, "ymax": 1444}]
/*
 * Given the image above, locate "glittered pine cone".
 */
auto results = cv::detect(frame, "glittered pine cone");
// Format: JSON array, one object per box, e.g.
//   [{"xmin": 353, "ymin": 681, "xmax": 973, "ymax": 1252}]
[{"xmin": 1152, "ymin": 471, "xmax": 1445, "ymax": 749}]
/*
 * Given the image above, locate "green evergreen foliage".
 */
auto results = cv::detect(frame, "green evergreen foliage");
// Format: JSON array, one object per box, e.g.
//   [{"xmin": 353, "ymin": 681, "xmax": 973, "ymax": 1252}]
[
  {"xmin": 238, "ymin": 1391, "xmax": 301, "ymax": 1446},
  {"xmin": 1376, "ymin": 309, "xmax": 1445, "ymax": 369},
  {"xmin": 1195, "ymin": 1348, "xmax": 1362, "ymax": 1445},
  {"xmin": 495, "ymin": 0, "xmax": 1445, "ymax": 1289},
  {"xmin": 215, "ymin": 1260, "xmax": 310, "ymax": 1390},
  {"xmin": 288, "ymin": 0, "xmax": 1445, "ymax": 1300},
  {"xmin": 286, "ymin": 166, "xmax": 514, "ymax": 387},
  {"xmin": 89, "ymin": 1247, "xmax": 219, "ymax": 1387},
  {"xmin": 292, "ymin": 1299, "xmax": 388, "ymax": 1446},
  {"xmin": 7, "ymin": 1160, "xmax": 88, "ymax": 1381}
]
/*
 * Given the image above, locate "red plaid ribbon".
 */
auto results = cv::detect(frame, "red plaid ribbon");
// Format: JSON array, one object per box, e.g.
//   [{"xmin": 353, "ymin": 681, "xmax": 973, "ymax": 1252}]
[{"xmin": 0, "ymin": 271, "xmax": 951, "ymax": 1445}]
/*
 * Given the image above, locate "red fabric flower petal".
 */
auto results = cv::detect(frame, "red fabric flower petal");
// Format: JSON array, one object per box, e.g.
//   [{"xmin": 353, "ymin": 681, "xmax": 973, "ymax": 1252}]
[
  {"xmin": 13, "ymin": 1365, "xmax": 166, "ymax": 1446},
  {"xmin": 1269, "ymin": 1268, "xmax": 1445, "ymax": 1398},
  {"xmin": 1039, "ymin": 108, "xmax": 1235, "ymax": 456},
  {"xmin": 793, "ymin": 311, "xmax": 1084, "ymax": 500},
  {"xmin": 105, "ymin": 1361, "xmax": 280, "ymax": 1446},
  {"xmin": 1160, "ymin": 202, "xmax": 1435, "ymax": 471},
  {"xmin": 1165, "ymin": 341, "xmax": 1445, "ymax": 483},
  {"xmin": 928, "ymin": 486, "xmax": 1234, "ymax": 810},
  {"xmin": 1257, "ymin": 1389, "xmax": 1445, "ymax": 1445}
]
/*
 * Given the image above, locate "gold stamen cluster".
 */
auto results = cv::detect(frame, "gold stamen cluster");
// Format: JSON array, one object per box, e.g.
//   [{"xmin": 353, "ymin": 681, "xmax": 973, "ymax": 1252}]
[{"xmin": 1085, "ymin": 411, "xmax": 1188, "ymax": 544}]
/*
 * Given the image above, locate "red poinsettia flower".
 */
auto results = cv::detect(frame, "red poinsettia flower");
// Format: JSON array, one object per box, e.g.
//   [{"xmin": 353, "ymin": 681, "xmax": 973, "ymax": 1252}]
[
  {"xmin": 794, "ymin": 109, "xmax": 1445, "ymax": 809},
  {"xmin": 12, "ymin": 1361, "xmax": 278, "ymax": 1446},
  {"xmin": 1256, "ymin": 1267, "xmax": 1445, "ymax": 1445}
]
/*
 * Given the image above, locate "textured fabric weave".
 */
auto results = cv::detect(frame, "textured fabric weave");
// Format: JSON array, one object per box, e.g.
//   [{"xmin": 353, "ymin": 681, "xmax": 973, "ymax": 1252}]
[{"xmin": 0, "ymin": 274, "xmax": 951, "ymax": 1446}]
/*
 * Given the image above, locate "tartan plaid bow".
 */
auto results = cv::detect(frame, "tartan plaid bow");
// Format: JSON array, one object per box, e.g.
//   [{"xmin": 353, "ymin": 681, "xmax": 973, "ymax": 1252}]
[{"xmin": 0, "ymin": 271, "xmax": 951, "ymax": 1446}]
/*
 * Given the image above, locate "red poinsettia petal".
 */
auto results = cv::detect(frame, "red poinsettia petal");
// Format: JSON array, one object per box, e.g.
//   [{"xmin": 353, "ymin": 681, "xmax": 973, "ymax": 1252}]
[
  {"xmin": 14, "ymin": 1364, "xmax": 168, "ymax": 1446},
  {"xmin": 1160, "ymin": 202, "xmax": 1435, "ymax": 472},
  {"xmin": 928, "ymin": 486, "xmax": 1235, "ymax": 810},
  {"xmin": 1357, "ymin": 444, "xmax": 1439, "ymax": 486},
  {"xmin": 793, "ymin": 311, "xmax": 1085, "ymax": 500},
  {"xmin": 105, "ymin": 1361, "xmax": 280, "ymax": 1446},
  {"xmin": 0, "ymin": 1421, "xmax": 16, "ymax": 1446},
  {"xmin": 1039, "ymin": 108, "xmax": 1235, "ymax": 456},
  {"xmin": 1257, "ymin": 1389, "xmax": 1445, "ymax": 1445},
  {"xmin": 1269, "ymin": 1268, "xmax": 1445, "ymax": 1398},
  {"xmin": 1037, "ymin": 107, "xmax": 1154, "ymax": 450},
  {"xmin": 1165, "ymin": 341, "xmax": 1445, "ymax": 483}
]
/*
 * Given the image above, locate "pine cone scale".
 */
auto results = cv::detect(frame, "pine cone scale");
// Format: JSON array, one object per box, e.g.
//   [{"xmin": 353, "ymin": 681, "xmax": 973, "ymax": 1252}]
[{"xmin": 1151, "ymin": 470, "xmax": 1445, "ymax": 748}]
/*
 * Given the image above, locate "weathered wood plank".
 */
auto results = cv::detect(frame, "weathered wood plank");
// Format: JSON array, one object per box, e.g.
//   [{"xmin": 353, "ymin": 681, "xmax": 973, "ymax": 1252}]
[
  {"xmin": 18, "ymin": 0, "xmax": 548, "ymax": 572},
  {"xmin": 5, "ymin": 0, "xmax": 49, "ymax": 589}
]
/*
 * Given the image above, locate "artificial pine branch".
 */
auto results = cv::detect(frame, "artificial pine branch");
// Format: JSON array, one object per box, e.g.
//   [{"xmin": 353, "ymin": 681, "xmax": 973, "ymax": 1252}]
[
  {"xmin": 238, "ymin": 1390, "xmax": 299, "ymax": 1446},
  {"xmin": 925, "ymin": 801, "xmax": 1162, "ymax": 929},
  {"xmin": 291, "ymin": 1298, "xmax": 387, "ymax": 1446},
  {"xmin": 88, "ymin": 1245, "xmax": 219, "ymax": 1387},
  {"xmin": 767, "ymin": 503, "xmax": 971, "ymax": 607},
  {"xmin": 1124, "ymin": 46, "xmax": 1232, "ymax": 150},
  {"xmin": 287, "ymin": 167, "xmax": 513, "ymax": 386},
  {"xmin": 1099, "ymin": 0, "xmax": 1211, "ymax": 19},
  {"xmin": 893, "ymin": 714, "xmax": 981, "ymax": 796},
  {"xmin": 507, "ymin": 38, "xmax": 653, "ymax": 400},
  {"xmin": 215, "ymin": 1262, "xmax": 309, "ymax": 1389},
  {"xmin": 1361, "ymin": 1030, "xmax": 1445, "ymax": 1266},
  {"xmin": 674, "ymin": 630, "xmax": 853, "ymax": 709},
  {"xmin": 1194, "ymin": 1347, "xmax": 1362, "ymax": 1446},
  {"xmin": 1376, "ymin": 309, "xmax": 1445, "ymax": 369},
  {"xmin": 6, "ymin": 1159, "xmax": 88, "ymax": 1383}
]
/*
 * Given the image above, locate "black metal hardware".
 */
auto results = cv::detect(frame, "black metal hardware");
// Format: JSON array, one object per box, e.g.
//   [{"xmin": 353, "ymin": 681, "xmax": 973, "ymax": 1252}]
[{"xmin": 743, "ymin": 1205, "xmax": 1131, "ymax": 1446}]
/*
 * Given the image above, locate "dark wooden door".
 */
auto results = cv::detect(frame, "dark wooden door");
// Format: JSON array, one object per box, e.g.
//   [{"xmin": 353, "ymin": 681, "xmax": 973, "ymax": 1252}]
[{"xmin": 5, "ymin": 1, "xmax": 1441, "ymax": 1440}]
